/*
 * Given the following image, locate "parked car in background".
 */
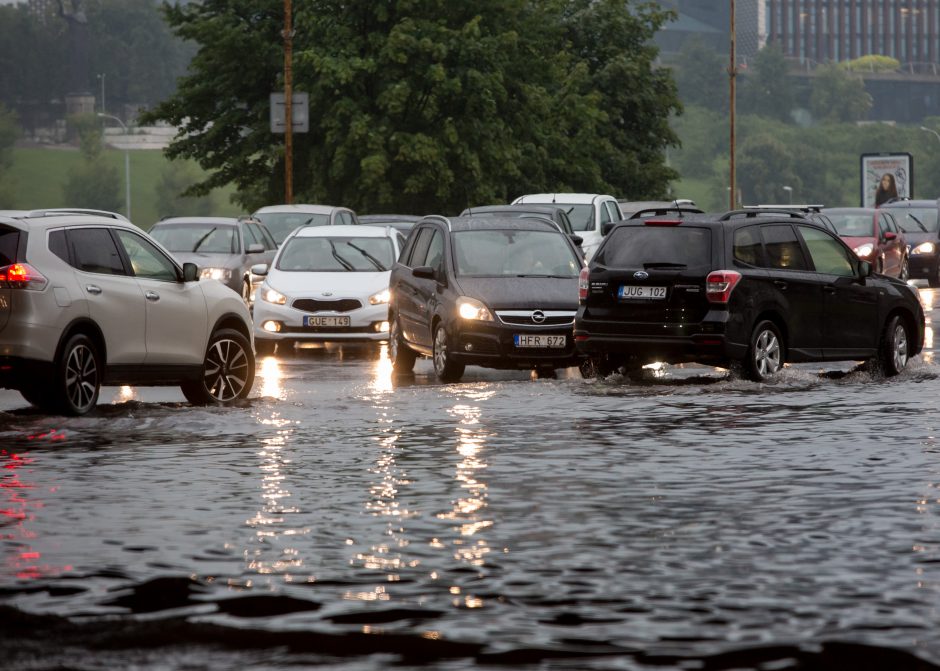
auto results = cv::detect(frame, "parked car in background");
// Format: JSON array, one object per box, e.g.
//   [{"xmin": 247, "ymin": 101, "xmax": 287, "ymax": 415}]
[
  {"xmin": 618, "ymin": 199, "xmax": 697, "ymax": 218},
  {"xmin": 822, "ymin": 207, "xmax": 908, "ymax": 279},
  {"xmin": 388, "ymin": 215, "xmax": 585, "ymax": 382},
  {"xmin": 574, "ymin": 211, "xmax": 924, "ymax": 381},
  {"xmin": 149, "ymin": 216, "xmax": 277, "ymax": 306},
  {"xmin": 880, "ymin": 199, "xmax": 940, "ymax": 286},
  {"xmin": 0, "ymin": 210, "xmax": 255, "ymax": 415},
  {"xmin": 251, "ymin": 204, "xmax": 360, "ymax": 245},
  {"xmin": 511, "ymin": 193, "xmax": 622, "ymax": 261},
  {"xmin": 358, "ymin": 214, "xmax": 421, "ymax": 235},
  {"xmin": 251, "ymin": 225, "xmax": 407, "ymax": 355}
]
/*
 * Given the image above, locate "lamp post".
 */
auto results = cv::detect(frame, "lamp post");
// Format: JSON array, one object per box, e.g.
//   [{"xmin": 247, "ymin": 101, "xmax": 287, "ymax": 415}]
[
  {"xmin": 96, "ymin": 73, "xmax": 106, "ymax": 114},
  {"xmin": 783, "ymin": 185, "xmax": 793, "ymax": 204},
  {"xmin": 920, "ymin": 126, "xmax": 940, "ymax": 144},
  {"xmin": 97, "ymin": 113, "xmax": 130, "ymax": 220}
]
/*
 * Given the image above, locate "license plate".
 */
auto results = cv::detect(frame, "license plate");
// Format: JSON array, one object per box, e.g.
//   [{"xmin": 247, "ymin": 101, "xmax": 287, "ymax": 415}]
[
  {"xmin": 514, "ymin": 334, "xmax": 566, "ymax": 348},
  {"xmin": 304, "ymin": 315, "xmax": 351, "ymax": 327},
  {"xmin": 618, "ymin": 285, "xmax": 666, "ymax": 300}
]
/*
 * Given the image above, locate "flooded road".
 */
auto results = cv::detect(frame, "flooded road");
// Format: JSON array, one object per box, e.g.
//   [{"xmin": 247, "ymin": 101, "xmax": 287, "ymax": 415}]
[{"xmin": 4, "ymin": 288, "xmax": 940, "ymax": 669}]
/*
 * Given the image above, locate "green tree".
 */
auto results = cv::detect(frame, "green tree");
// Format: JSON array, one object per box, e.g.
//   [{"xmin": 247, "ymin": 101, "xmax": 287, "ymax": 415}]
[
  {"xmin": 0, "ymin": 104, "xmax": 19, "ymax": 207},
  {"xmin": 674, "ymin": 37, "xmax": 727, "ymax": 113},
  {"xmin": 144, "ymin": 0, "xmax": 680, "ymax": 213},
  {"xmin": 810, "ymin": 64, "xmax": 872, "ymax": 123},
  {"xmin": 62, "ymin": 114, "xmax": 122, "ymax": 211},
  {"xmin": 732, "ymin": 131, "xmax": 801, "ymax": 205},
  {"xmin": 738, "ymin": 44, "xmax": 794, "ymax": 122},
  {"xmin": 154, "ymin": 160, "xmax": 216, "ymax": 219}
]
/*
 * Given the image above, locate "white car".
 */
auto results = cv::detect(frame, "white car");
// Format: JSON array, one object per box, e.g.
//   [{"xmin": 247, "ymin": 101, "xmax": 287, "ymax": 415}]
[
  {"xmin": 252, "ymin": 225, "xmax": 406, "ymax": 354},
  {"xmin": 0, "ymin": 210, "xmax": 255, "ymax": 415},
  {"xmin": 251, "ymin": 203, "xmax": 360, "ymax": 246},
  {"xmin": 511, "ymin": 193, "xmax": 623, "ymax": 261}
]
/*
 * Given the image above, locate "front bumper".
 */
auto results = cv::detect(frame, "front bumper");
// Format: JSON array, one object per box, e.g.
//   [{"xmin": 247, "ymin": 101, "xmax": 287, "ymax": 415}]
[
  {"xmin": 445, "ymin": 320, "xmax": 583, "ymax": 370},
  {"xmin": 253, "ymin": 300, "xmax": 390, "ymax": 342},
  {"xmin": 908, "ymin": 252, "xmax": 939, "ymax": 280}
]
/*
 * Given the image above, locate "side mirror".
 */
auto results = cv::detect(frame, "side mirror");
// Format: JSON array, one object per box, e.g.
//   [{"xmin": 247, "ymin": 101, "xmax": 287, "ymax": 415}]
[
  {"xmin": 182, "ymin": 262, "xmax": 199, "ymax": 282},
  {"xmin": 251, "ymin": 263, "xmax": 269, "ymax": 276},
  {"xmin": 602, "ymin": 222, "xmax": 617, "ymax": 236},
  {"xmin": 883, "ymin": 231, "xmax": 897, "ymax": 241},
  {"xmin": 247, "ymin": 243, "xmax": 264, "ymax": 254},
  {"xmin": 569, "ymin": 234, "xmax": 583, "ymax": 246},
  {"xmin": 412, "ymin": 266, "xmax": 436, "ymax": 280},
  {"xmin": 859, "ymin": 260, "xmax": 873, "ymax": 278}
]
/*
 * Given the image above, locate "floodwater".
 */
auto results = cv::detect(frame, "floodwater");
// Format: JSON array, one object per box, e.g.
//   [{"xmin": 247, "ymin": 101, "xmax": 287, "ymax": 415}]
[{"xmin": 4, "ymin": 289, "xmax": 940, "ymax": 670}]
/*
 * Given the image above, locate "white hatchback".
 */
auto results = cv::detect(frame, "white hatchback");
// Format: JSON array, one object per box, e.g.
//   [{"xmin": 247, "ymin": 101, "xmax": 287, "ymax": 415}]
[
  {"xmin": 252, "ymin": 225, "xmax": 406, "ymax": 355},
  {"xmin": 0, "ymin": 210, "xmax": 256, "ymax": 415}
]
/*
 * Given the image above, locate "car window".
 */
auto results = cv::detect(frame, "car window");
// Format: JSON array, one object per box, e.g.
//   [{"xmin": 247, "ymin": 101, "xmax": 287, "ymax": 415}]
[
  {"xmin": 254, "ymin": 212, "xmax": 329, "ymax": 244},
  {"xmin": 150, "ymin": 223, "xmax": 237, "ymax": 254},
  {"xmin": 242, "ymin": 221, "xmax": 260, "ymax": 247},
  {"xmin": 249, "ymin": 223, "xmax": 277, "ymax": 250},
  {"xmin": 66, "ymin": 228, "xmax": 127, "ymax": 275},
  {"xmin": 798, "ymin": 225, "xmax": 856, "ymax": 277},
  {"xmin": 339, "ymin": 211, "xmax": 353, "ymax": 226},
  {"xmin": 276, "ymin": 236, "xmax": 394, "ymax": 272},
  {"xmin": 599, "ymin": 204, "xmax": 612, "ymax": 226},
  {"xmin": 881, "ymin": 213, "xmax": 897, "ymax": 235},
  {"xmin": 598, "ymin": 225, "xmax": 712, "ymax": 269},
  {"xmin": 48, "ymin": 229, "xmax": 67, "ymax": 264},
  {"xmin": 454, "ymin": 229, "xmax": 581, "ymax": 277},
  {"xmin": 733, "ymin": 225, "xmax": 764, "ymax": 266},
  {"xmin": 556, "ymin": 204, "xmax": 594, "ymax": 232},
  {"xmin": 557, "ymin": 211, "xmax": 574, "ymax": 234},
  {"xmin": 604, "ymin": 201, "xmax": 620, "ymax": 222},
  {"xmin": 114, "ymin": 230, "xmax": 179, "ymax": 282},
  {"xmin": 827, "ymin": 213, "xmax": 874, "ymax": 237},
  {"xmin": 890, "ymin": 207, "xmax": 939, "ymax": 233},
  {"xmin": 0, "ymin": 227, "xmax": 19, "ymax": 265},
  {"xmin": 424, "ymin": 230, "xmax": 444, "ymax": 270},
  {"xmin": 759, "ymin": 224, "xmax": 809, "ymax": 271},
  {"xmin": 406, "ymin": 227, "xmax": 433, "ymax": 267}
]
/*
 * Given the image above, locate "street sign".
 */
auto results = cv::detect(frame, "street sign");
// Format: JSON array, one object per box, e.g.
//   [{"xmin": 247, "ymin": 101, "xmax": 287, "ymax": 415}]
[{"xmin": 269, "ymin": 92, "xmax": 309, "ymax": 133}]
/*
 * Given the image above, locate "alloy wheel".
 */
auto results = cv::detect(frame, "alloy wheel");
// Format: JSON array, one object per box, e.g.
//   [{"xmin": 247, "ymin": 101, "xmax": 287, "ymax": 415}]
[
  {"xmin": 64, "ymin": 342, "xmax": 99, "ymax": 413},
  {"xmin": 204, "ymin": 336, "xmax": 251, "ymax": 402},
  {"xmin": 891, "ymin": 321, "xmax": 909, "ymax": 372},
  {"xmin": 753, "ymin": 328, "xmax": 781, "ymax": 378}
]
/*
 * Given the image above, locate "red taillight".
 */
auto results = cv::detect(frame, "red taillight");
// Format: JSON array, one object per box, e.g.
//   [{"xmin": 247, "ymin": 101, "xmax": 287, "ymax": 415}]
[
  {"xmin": 578, "ymin": 266, "xmax": 590, "ymax": 302},
  {"xmin": 0, "ymin": 263, "xmax": 48, "ymax": 290},
  {"xmin": 644, "ymin": 219, "xmax": 682, "ymax": 226},
  {"xmin": 705, "ymin": 270, "xmax": 742, "ymax": 303}
]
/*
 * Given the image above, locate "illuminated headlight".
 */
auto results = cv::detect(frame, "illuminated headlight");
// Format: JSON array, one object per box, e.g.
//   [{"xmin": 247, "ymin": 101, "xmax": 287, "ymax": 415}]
[
  {"xmin": 853, "ymin": 243, "xmax": 874, "ymax": 258},
  {"xmin": 261, "ymin": 285, "xmax": 287, "ymax": 305},
  {"xmin": 200, "ymin": 267, "xmax": 232, "ymax": 281},
  {"xmin": 913, "ymin": 241, "xmax": 936, "ymax": 255},
  {"xmin": 369, "ymin": 288, "xmax": 391, "ymax": 305},
  {"xmin": 457, "ymin": 296, "xmax": 493, "ymax": 321}
]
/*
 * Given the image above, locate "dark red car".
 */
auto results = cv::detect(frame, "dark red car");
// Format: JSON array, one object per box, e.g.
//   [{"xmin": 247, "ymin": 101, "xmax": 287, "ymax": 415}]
[{"xmin": 822, "ymin": 207, "xmax": 909, "ymax": 279}]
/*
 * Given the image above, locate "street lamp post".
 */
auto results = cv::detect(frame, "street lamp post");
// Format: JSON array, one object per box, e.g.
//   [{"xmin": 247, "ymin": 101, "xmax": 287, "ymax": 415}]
[
  {"xmin": 783, "ymin": 185, "xmax": 793, "ymax": 204},
  {"xmin": 96, "ymin": 73, "xmax": 106, "ymax": 114},
  {"xmin": 97, "ymin": 113, "xmax": 130, "ymax": 220},
  {"xmin": 920, "ymin": 126, "xmax": 940, "ymax": 145}
]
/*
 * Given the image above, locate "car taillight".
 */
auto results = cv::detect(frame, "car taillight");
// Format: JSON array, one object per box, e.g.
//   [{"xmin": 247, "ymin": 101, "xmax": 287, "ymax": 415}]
[
  {"xmin": 0, "ymin": 263, "xmax": 48, "ymax": 290},
  {"xmin": 705, "ymin": 270, "xmax": 742, "ymax": 303},
  {"xmin": 578, "ymin": 266, "xmax": 590, "ymax": 302}
]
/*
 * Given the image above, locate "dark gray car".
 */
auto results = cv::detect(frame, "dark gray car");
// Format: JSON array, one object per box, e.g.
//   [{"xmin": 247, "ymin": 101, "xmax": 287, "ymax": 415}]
[{"xmin": 150, "ymin": 216, "xmax": 277, "ymax": 305}]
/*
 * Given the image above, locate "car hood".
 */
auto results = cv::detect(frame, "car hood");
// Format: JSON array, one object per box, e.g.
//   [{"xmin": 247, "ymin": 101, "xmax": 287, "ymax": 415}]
[
  {"xmin": 268, "ymin": 270, "xmax": 390, "ymax": 297},
  {"xmin": 453, "ymin": 276, "xmax": 579, "ymax": 310},
  {"xmin": 171, "ymin": 252, "xmax": 241, "ymax": 269},
  {"xmin": 900, "ymin": 231, "xmax": 939, "ymax": 246}
]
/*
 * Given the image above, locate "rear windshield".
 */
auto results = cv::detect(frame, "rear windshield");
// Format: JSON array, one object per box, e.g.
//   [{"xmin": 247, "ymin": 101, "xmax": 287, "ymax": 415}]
[
  {"xmin": 0, "ymin": 227, "xmax": 19, "ymax": 265},
  {"xmin": 598, "ymin": 226, "xmax": 711, "ymax": 268},
  {"xmin": 826, "ymin": 213, "xmax": 874, "ymax": 237},
  {"xmin": 151, "ymin": 224, "xmax": 238, "ymax": 254},
  {"xmin": 277, "ymin": 236, "xmax": 394, "ymax": 272},
  {"xmin": 890, "ymin": 207, "xmax": 939, "ymax": 234}
]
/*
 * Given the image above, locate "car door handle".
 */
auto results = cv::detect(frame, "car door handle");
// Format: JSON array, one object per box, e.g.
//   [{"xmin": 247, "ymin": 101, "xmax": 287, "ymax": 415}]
[
  {"xmin": 85, "ymin": 284, "xmax": 102, "ymax": 295},
  {"xmin": 145, "ymin": 290, "xmax": 160, "ymax": 302},
  {"xmin": 773, "ymin": 280, "xmax": 788, "ymax": 290},
  {"xmin": 823, "ymin": 286, "xmax": 836, "ymax": 294}
]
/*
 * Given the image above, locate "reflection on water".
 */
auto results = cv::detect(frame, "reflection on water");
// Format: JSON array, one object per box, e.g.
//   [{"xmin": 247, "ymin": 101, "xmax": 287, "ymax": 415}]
[
  {"xmin": 921, "ymin": 286, "xmax": 935, "ymax": 364},
  {"xmin": 370, "ymin": 345, "xmax": 393, "ymax": 393},
  {"xmin": 257, "ymin": 356, "xmax": 284, "ymax": 400}
]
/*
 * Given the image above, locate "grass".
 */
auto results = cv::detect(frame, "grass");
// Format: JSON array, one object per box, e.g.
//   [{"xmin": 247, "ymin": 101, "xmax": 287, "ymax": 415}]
[{"xmin": 5, "ymin": 147, "xmax": 242, "ymax": 229}]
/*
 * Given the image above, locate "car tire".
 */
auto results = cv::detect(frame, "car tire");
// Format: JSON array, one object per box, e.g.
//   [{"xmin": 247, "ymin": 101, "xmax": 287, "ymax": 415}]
[
  {"xmin": 53, "ymin": 333, "xmax": 101, "ymax": 415},
  {"xmin": 745, "ymin": 320, "xmax": 783, "ymax": 382},
  {"xmin": 930, "ymin": 263, "xmax": 940, "ymax": 288},
  {"xmin": 255, "ymin": 338, "xmax": 277, "ymax": 357},
  {"xmin": 389, "ymin": 315, "xmax": 416, "ymax": 373},
  {"xmin": 432, "ymin": 324, "xmax": 464, "ymax": 382},
  {"xmin": 181, "ymin": 328, "xmax": 255, "ymax": 405},
  {"xmin": 899, "ymin": 257, "xmax": 910, "ymax": 281},
  {"xmin": 876, "ymin": 314, "xmax": 910, "ymax": 377}
]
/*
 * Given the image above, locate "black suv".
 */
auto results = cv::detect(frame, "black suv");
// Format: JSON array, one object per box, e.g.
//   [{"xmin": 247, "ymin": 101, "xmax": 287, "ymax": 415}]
[
  {"xmin": 574, "ymin": 211, "xmax": 924, "ymax": 380},
  {"xmin": 389, "ymin": 215, "xmax": 585, "ymax": 381},
  {"xmin": 880, "ymin": 199, "xmax": 940, "ymax": 286}
]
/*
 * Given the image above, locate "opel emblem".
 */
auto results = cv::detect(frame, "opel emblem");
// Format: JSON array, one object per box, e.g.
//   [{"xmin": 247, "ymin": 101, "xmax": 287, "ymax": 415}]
[
  {"xmin": 532, "ymin": 310, "xmax": 546, "ymax": 324},
  {"xmin": 634, "ymin": 271, "xmax": 649, "ymax": 280}
]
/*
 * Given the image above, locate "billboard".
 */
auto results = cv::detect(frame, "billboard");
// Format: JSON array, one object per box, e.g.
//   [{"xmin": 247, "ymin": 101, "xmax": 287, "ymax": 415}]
[{"xmin": 860, "ymin": 153, "xmax": 912, "ymax": 207}]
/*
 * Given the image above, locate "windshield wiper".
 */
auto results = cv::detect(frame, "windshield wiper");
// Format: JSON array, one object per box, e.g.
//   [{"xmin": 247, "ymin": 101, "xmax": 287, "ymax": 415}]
[
  {"xmin": 907, "ymin": 214, "xmax": 928, "ymax": 232},
  {"xmin": 643, "ymin": 262, "xmax": 687, "ymax": 269},
  {"xmin": 345, "ymin": 242, "xmax": 387, "ymax": 271},
  {"xmin": 328, "ymin": 240, "xmax": 356, "ymax": 271},
  {"xmin": 192, "ymin": 227, "xmax": 218, "ymax": 252}
]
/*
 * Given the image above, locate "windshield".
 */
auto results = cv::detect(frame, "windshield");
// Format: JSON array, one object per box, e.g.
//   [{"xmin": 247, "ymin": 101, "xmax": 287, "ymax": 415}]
[
  {"xmin": 598, "ymin": 226, "xmax": 711, "ymax": 268},
  {"xmin": 453, "ymin": 229, "xmax": 580, "ymax": 277},
  {"xmin": 890, "ymin": 207, "xmax": 940, "ymax": 233},
  {"xmin": 255, "ymin": 212, "xmax": 330, "ymax": 244},
  {"xmin": 276, "ymin": 236, "xmax": 394, "ymax": 272},
  {"xmin": 826, "ymin": 213, "xmax": 875, "ymax": 237},
  {"xmin": 151, "ymin": 224, "xmax": 237, "ymax": 254},
  {"xmin": 554, "ymin": 204, "xmax": 594, "ymax": 232}
]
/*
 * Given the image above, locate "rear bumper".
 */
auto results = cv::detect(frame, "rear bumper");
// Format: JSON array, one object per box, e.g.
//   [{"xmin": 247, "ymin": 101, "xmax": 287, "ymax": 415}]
[{"xmin": 0, "ymin": 356, "xmax": 54, "ymax": 391}]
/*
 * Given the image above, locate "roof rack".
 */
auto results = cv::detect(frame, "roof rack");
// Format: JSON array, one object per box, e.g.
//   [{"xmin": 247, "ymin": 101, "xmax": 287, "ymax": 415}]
[
  {"xmin": 746, "ymin": 204, "xmax": 824, "ymax": 213},
  {"xmin": 421, "ymin": 214, "xmax": 451, "ymax": 231},
  {"xmin": 22, "ymin": 208, "xmax": 129, "ymax": 221},
  {"xmin": 720, "ymin": 208, "xmax": 814, "ymax": 221}
]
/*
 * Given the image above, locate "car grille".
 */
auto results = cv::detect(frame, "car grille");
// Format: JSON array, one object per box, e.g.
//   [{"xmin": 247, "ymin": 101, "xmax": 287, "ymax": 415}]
[
  {"xmin": 292, "ymin": 298, "xmax": 362, "ymax": 313},
  {"xmin": 496, "ymin": 310, "xmax": 576, "ymax": 326}
]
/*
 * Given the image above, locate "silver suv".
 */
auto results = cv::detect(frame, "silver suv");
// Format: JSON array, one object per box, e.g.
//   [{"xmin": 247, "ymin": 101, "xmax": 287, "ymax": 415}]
[{"xmin": 0, "ymin": 210, "xmax": 256, "ymax": 415}]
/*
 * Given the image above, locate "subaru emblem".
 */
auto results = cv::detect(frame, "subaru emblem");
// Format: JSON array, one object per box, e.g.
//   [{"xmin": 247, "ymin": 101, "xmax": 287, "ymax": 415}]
[
  {"xmin": 634, "ymin": 271, "xmax": 649, "ymax": 280},
  {"xmin": 531, "ymin": 310, "xmax": 547, "ymax": 324}
]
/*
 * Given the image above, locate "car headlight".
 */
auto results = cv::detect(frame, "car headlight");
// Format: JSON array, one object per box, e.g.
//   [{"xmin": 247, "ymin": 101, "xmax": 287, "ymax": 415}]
[
  {"xmin": 853, "ymin": 243, "xmax": 874, "ymax": 258},
  {"xmin": 913, "ymin": 241, "xmax": 936, "ymax": 255},
  {"xmin": 457, "ymin": 296, "xmax": 493, "ymax": 321},
  {"xmin": 369, "ymin": 288, "xmax": 391, "ymax": 305},
  {"xmin": 200, "ymin": 267, "xmax": 232, "ymax": 281},
  {"xmin": 261, "ymin": 285, "xmax": 287, "ymax": 305}
]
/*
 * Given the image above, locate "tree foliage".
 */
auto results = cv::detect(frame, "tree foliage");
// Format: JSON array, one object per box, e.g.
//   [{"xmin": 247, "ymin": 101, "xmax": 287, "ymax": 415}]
[
  {"xmin": 810, "ymin": 64, "xmax": 872, "ymax": 123},
  {"xmin": 0, "ymin": 105, "xmax": 19, "ymax": 208},
  {"xmin": 154, "ymin": 160, "xmax": 215, "ymax": 219},
  {"xmin": 62, "ymin": 114, "xmax": 121, "ymax": 211},
  {"xmin": 674, "ymin": 37, "xmax": 727, "ymax": 113},
  {"xmin": 738, "ymin": 44, "xmax": 794, "ymax": 122},
  {"xmin": 144, "ymin": 0, "xmax": 681, "ymax": 214}
]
